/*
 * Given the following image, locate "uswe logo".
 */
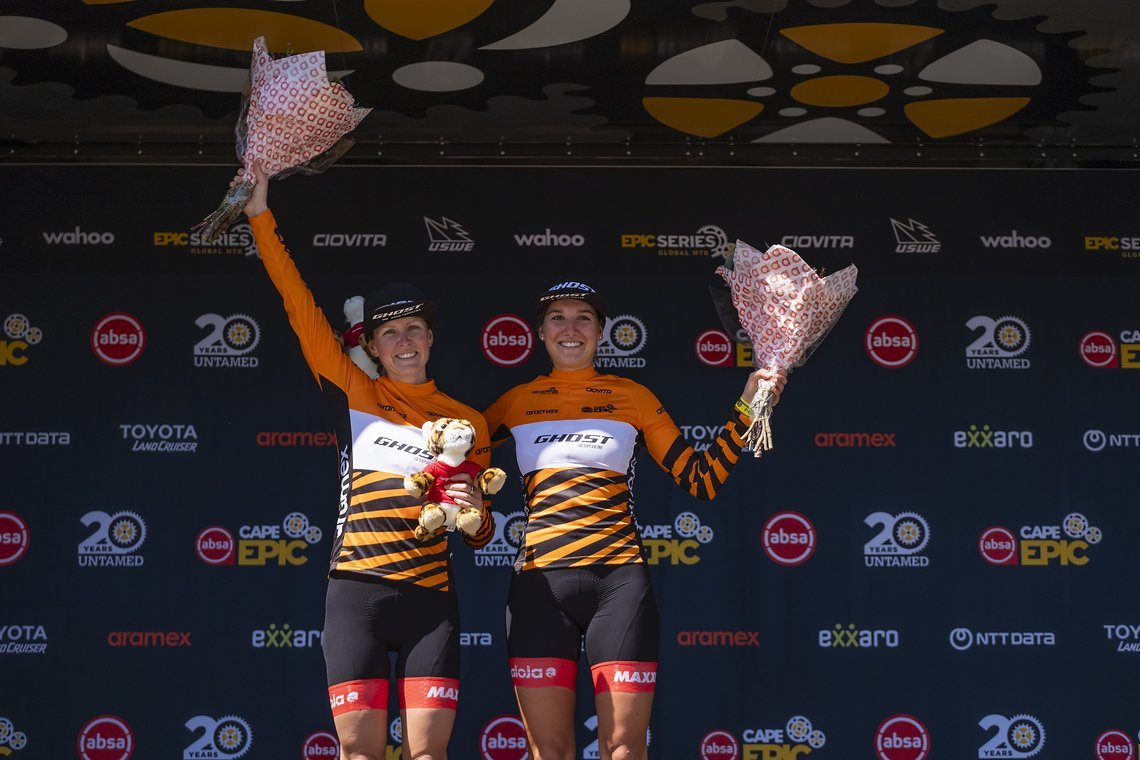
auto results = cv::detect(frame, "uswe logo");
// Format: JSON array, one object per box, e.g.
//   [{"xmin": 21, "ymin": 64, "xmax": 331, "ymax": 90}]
[
  {"xmin": 965, "ymin": 315, "xmax": 1031, "ymax": 369},
  {"xmin": 864, "ymin": 511, "xmax": 930, "ymax": 567},
  {"xmin": 424, "ymin": 216, "xmax": 474, "ymax": 252},
  {"xmin": 890, "ymin": 218, "xmax": 941, "ymax": 253},
  {"xmin": 78, "ymin": 510, "xmax": 147, "ymax": 567},
  {"xmin": 183, "ymin": 715, "xmax": 253, "ymax": 760},
  {"xmin": 978, "ymin": 714, "xmax": 1044, "ymax": 759},
  {"xmin": 194, "ymin": 314, "xmax": 260, "ymax": 368}
]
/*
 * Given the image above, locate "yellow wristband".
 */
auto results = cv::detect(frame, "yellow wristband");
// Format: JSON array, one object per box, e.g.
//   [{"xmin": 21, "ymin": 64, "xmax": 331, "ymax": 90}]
[{"xmin": 734, "ymin": 396, "xmax": 752, "ymax": 418}]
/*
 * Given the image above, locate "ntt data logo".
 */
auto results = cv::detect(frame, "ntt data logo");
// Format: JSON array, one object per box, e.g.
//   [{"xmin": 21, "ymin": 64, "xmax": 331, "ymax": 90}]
[
  {"xmin": 78, "ymin": 510, "xmax": 147, "ymax": 568},
  {"xmin": 182, "ymin": 714, "xmax": 253, "ymax": 759},
  {"xmin": 91, "ymin": 313, "xmax": 145, "ymax": 366},
  {"xmin": 864, "ymin": 511, "xmax": 930, "ymax": 567},
  {"xmin": 424, "ymin": 216, "xmax": 474, "ymax": 252},
  {"xmin": 948, "ymin": 627, "xmax": 1055, "ymax": 652},
  {"xmin": 78, "ymin": 715, "xmax": 134, "ymax": 760},
  {"xmin": 874, "ymin": 714, "xmax": 930, "ymax": 760},
  {"xmin": 890, "ymin": 218, "xmax": 941, "ymax": 253},
  {"xmin": 865, "ymin": 316, "xmax": 918, "ymax": 368},
  {"xmin": 978, "ymin": 714, "xmax": 1045, "ymax": 758},
  {"xmin": 482, "ymin": 315, "xmax": 534, "ymax": 367},
  {"xmin": 1084, "ymin": 429, "xmax": 1140, "ymax": 452},
  {"xmin": 0, "ymin": 511, "xmax": 30, "ymax": 566},
  {"xmin": 762, "ymin": 511, "xmax": 816, "ymax": 566}
]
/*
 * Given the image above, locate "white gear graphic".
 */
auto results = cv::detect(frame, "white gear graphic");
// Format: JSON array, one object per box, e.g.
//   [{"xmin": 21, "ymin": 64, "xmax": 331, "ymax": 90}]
[
  {"xmin": 892, "ymin": 511, "xmax": 931, "ymax": 553},
  {"xmin": 1007, "ymin": 714, "xmax": 1045, "ymax": 757},
  {"xmin": 283, "ymin": 511, "xmax": 310, "ymax": 539},
  {"xmin": 306, "ymin": 525, "xmax": 323, "ymax": 544},
  {"xmin": 108, "ymin": 510, "xmax": 148, "ymax": 551},
  {"xmin": 807, "ymin": 729, "xmax": 826, "ymax": 749},
  {"xmin": 213, "ymin": 715, "xmax": 253, "ymax": 759},
  {"xmin": 785, "ymin": 715, "xmax": 812, "ymax": 742},
  {"xmin": 3, "ymin": 314, "xmax": 29, "ymax": 340},
  {"xmin": 1062, "ymin": 512, "xmax": 1088, "ymax": 539},
  {"xmin": 673, "ymin": 512, "xmax": 700, "ymax": 538}
]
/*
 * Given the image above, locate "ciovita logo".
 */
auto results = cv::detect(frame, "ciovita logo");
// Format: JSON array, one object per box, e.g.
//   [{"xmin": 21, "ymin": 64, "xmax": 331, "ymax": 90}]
[
  {"xmin": 91, "ymin": 313, "xmax": 145, "ymax": 366},
  {"xmin": 193, "ymin": 314, "xmax": 260, "ymax": 368},
  {"xmin": 0, "ymin": 716, "xmax": 28, "ymax": 754},
  {"xmin": 78, "ymin": 511, "xmax": 146, "ymax": 567},
  {"xmin": 474, "ymin": 510, "xmax": 525, "ymax": 568},
  {"xmin": 1, "ymin": 313, "xmax": 43, "ymax": 368},
  {"xmin": 78, "ymin": 715, "xmax": 133, "ymax": 760},
  {"xmin": 864, "ymin": 511, "xmax": 930, "ymax": 567},
  {"xmin": 965, "ymin": 315, "xmax": 1031, "ymax": 369},
  {"xmin": 874, "ymin": 714, "xmax": 929, "ymax": 760},
  {"xmin": 978, "ymin": 714, "xmax": 1044, "ymax": 759},
  {"xmin": 865, "ymin": 316, "xmax": 918, "ymax": 368},
  {"xmin": 183, "ymin": 715, "xmax": 253, "ymax": 760},
  {"xmin": 481, "ymin": 315, "xmax": 534, "ymax": 367},
  {"xmin": 762, "ymin": 511, "xmax": 816, "ymax": 566}
]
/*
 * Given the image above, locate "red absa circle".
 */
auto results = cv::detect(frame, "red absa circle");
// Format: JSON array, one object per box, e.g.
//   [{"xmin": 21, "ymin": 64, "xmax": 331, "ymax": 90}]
[
  {"xmin": 77, "ymin": 715, "xmax": 134, "ymax": 760},
  {"xmin": 700, "ymin": 729, "xmax": 740, "ymax": 759},
  {"xmin": 302, "ymin": 731, "xmax": 340, "ymax": 759},
  {"xmin": 874, "ymin": 714, "xmax": 930, "ymax": 760},
  {"xmin": 978, "ymin": 526, "xmax": 1017, "ymax": 565},
  {"xmin": 865, "ymin": 316, "xmax": 918, "ymax": 368},
  {"xmin": 91, "ymin": 313, "xmax": 146, "ymax": 366},
  {"xmin": 0, "ymin": 511, "xmax": 29, "ymax": 565},
  {"xmin": 1080, "ymin": 331, "xmax": 1118, "ymax": 368},
  {"xmin": 762, "ymin": 511, "xmax": 816, "ymax": 566},
  {"xmin": 196, "ymin": 526, "xmax": 235, "ymax": 566},
  {"xmin": 695, "ymin": 330, "xmax": 733, "ymax": 367},
  {"xmin": 1096, "ymin": 729, "xmax": 1135, "ymax": 760},
  {"xmin": 480, "ymin": 715, "xmax": 529, "ymax": 760},
  {"xmin": 482, "ymin": 315, "xmax": 534, "ymax": 367}
]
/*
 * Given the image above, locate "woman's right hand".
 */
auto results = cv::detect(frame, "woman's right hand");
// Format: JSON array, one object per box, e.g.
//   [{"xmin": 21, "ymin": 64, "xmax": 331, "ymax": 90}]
[{"xmin": 233, "ymin": 161, "xmax": 269, "ymax": 218}]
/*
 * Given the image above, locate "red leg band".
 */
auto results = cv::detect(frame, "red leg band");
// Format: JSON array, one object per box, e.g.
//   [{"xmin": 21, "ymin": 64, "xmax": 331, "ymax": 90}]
[
  {"xmin": 509, "ymin": 657, "xmax": 577, "ymax": 690},
  {"xmin": 591, "ymin": 661, "xmax": 657, "ymax": 694},
  {"xmin": 398, "ymin": 677, "xmax": 460, "ymax": 710},
  {"xmin": 328, "ymin": 679, "xmax": 388, "ymax": 716}
]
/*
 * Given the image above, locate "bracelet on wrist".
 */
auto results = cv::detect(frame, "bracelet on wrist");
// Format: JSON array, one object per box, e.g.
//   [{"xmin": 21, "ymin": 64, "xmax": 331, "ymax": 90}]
[{"xmin": 734, "ymin": 396, "xmax": 752, "ymax": 418}]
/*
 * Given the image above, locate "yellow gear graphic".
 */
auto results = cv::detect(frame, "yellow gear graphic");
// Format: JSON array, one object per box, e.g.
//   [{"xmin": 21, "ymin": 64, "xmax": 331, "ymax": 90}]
[
  {"xmin": 996, "ymin": 323, "xmax": 1023, "ymax": 349},
  {"xmin": 808, "ymin": 729, "xmax": 826, "ymax": 749},
  {"xmin": 24, "ymin": 327, "xmax": 42, "ymax": 345},
  {"xmin": 1085, "ymin": 526, "xmax": 1102, "ymax": 544},
  {"xmin": 112, "ymin": 519, "xmax": 138, "ymax": 545},
  {"xmin": 3, "ymin": 314, "xmax": 29, "ymax": 340}
]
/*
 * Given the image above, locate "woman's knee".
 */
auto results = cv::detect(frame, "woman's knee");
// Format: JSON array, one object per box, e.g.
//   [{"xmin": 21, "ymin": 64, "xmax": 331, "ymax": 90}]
[
  {"xmin": 606, "ymin": 738, "xmax": 647, "ymax": 760},
  {"xmin": 529, "ymin": 738, "xmax": 576, "ymax": 760}
]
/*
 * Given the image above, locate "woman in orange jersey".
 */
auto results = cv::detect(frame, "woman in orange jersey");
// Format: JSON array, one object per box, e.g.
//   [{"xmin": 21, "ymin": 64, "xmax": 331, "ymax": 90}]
[
  {"xmin": 484, "ymin": 281, "xmax": 786, "ymax": 760},
  {"xmin": 240, "ymin": 164, "xmax": 493, "ymax": 760}
]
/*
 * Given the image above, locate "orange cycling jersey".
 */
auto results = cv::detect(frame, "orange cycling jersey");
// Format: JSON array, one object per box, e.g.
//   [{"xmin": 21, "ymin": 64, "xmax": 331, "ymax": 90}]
[
  {"xmin": 251, "ymin": 211, "xmax": 493, "ymax": 591},
  {"xmin": 484, "ymin": 366, "xmax": 750, "ymax": 571}
]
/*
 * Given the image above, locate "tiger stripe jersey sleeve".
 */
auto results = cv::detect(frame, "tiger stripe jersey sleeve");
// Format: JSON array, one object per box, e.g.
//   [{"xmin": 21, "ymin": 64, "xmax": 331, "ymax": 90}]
[
  {"xmin": 630, "ymin": 383, "xmax": 752, "ymax": 501},
  {"xmin": 250, "ymin": 209, "xmax": 363, "ymax": 391}
]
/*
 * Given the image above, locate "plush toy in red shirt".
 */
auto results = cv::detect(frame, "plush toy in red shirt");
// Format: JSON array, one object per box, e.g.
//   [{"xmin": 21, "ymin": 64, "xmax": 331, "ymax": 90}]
[{"xmin": 405, "ymin": 417, "xmax": 506, "ymax": 541}]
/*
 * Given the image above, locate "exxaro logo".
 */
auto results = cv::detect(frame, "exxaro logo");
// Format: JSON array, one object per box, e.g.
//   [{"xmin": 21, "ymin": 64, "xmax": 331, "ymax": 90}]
[
  {"xmin": 194, "ymin": 314, "xmax": 260, "ymax": 368},
  {"xmin": 424, "ymin": 216, "xmax": 474, "ymax": 252},
  {"xmin": 890, "ymin": 218, "xmax": 941, "ymax": 253},
  {"xmin": 965, "ymin": 315, "xmax": 1031, "ymax": 369},
  {"xmin": 514, "ymin": 229, "xmax": 585, "ymax": 247},
  {"xmin": 954, "ymin": 424, "xmax": 1033, "ymax": 449},
  {"xmin": 0, "ymin": 624, "xmax": 47, "ymax": 654},
  {"xmin": 78, "ymin": 510, "xmax": 146, "ymax": 567},
  {"xmin": 640, "ymin": 511, "xmax": 713, "ymax": 566},
  {"xmin": 864, "ymin": 511, "xmax": 930, "ymax": 567},
  {"xmin": 154, "ymin": 223, "xmax": 257, "ymax": 256},
  {"xmin": 741, "ymin": 716, "xmax": 827, "ymax": 757},
  {"xmin": 474, "ymin": 510, "xmax": 526, "ymax": 567},
  {"xmin": 620, "ymin": 224, "xmax": 729, "ymax": 258},
  {"xmin": 1103, "ymin": 624, "xmax": 1140, "ymax": 654},
  {"xmin": 979, "ymin": 230, "xmax": 1052, "ymax": 250},
  {"xmin": 1, "ymin": 314, "xmax": 42, "ymax": 367},
  {"xmin": 596, "ymin": 314, "xmax": 648, "ymax": 369},
  {"xmin": 251, "ymin": 623, "xmax": 322, "ymax": 649},
  {"xmin": 1083, "ymin": 429, "xmax": 1140, "ymax": 452},
  {"xmin": 120, "ymin": 423, "xmax": 198, "ymax": 453},
  {"xmin": 979, "ymin": 512, "xmax": 1101, "ymax": 567},
  {"xmin": 0, "ymin": 716, "xmax": 28, "ymax": 755},
  {"xmin": 818, "ymin": 624, "xmax": 899, "ymax": 649},
  {"xmin": 978, "ymin": 714, "xmax": 1044, "ymax": 759},
  {"xmin": 949, "ymin": 627, "xmax": 1054, "ymax": 652},
  {"xmin": 183, "ymin": 715, "xmax": 253, "ymax": 760}
]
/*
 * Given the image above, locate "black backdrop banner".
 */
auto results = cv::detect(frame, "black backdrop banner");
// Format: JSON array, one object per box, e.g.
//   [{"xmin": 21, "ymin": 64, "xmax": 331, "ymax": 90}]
[{"xmin": 2, "ymin": 165, "xmax": 1139, "ymax": 760}]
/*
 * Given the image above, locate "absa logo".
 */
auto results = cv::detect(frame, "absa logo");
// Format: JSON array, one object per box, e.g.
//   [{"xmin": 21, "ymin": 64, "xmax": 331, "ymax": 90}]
[
  {"xmin": 195, "ymin": 526, "xmax": 235, "ymax": 565},
  {"xmin": 762, "ymin": 511, "xmax": 816, "ymax": 566},
  {"xmin": 91, "ymin": 313, "xmax": 145, "ymax": 366},
  {"xmin": 78, "ymin": 715, "xmax": 134, "ymax": 760},
  {"xmin": 1081, "ymin": 331, "xmax": 1119, "ymax": 368},
  {"xmin": 1095, "ymin": 729, "xmax": 1135, "ymax": 760},
  {"xmin": 482, "ymin": 315, "xmax": 534, "ymax": 367},
  {"xmin": 700, "ymin": 730, "xmax": 739, "ymax": 759},
  {"xmin": 695, "ymin": 329, "xmax": 733, "ymax": 367},
  {"xmin": 0, "ymin": 511, "xmax": 29, "ymax": 566},
  {"xmin": 874, "ymin": 714, "xmax": 929, "ymax": 760},
  {"xmin": 865, "ymin": 316, "xmax": 918, "ymax": 368},
  {"xmin": 302, "ymin": 731, "xmax": 339, "ymax": 759},
  {"xmin": 479, "ymin": 715, "xmax": 529, "ymax": 760}
]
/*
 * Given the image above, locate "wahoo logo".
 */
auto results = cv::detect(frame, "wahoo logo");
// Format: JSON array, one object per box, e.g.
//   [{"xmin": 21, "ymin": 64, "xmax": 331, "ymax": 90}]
[
  {"xmin": 979, "ymin": 230, "xmax": 1052, "ymax": 249},
  {"xmin": 612, "ymin": 669, "xmax": 656, "ymax": 685},
  {"xmin": 42, "ymin": 226, "xmax": 115, "ymax": 245},
  {"xmin": 514, "ymin": 229, "xmax": 585, "ymax": 247},
  {"xmin": 426, "ymin": 685, "xmax": 459, "ymax": 701},
  {"xmin": 890, "ymin": 218, "xmax": 942, "ymax": 253},
  {"xmin": 424, "ymin": 216, "xmax": 474, "ymax": 252}
]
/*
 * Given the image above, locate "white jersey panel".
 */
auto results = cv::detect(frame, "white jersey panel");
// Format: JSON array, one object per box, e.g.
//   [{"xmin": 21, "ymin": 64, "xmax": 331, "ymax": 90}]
[
  {"xmin": 510, "ymin": 418, "xmax": 638, "ymax": 475},
  {"xmin": 350, "ymin": 410, "xmax": 433, "ymax": 476}
]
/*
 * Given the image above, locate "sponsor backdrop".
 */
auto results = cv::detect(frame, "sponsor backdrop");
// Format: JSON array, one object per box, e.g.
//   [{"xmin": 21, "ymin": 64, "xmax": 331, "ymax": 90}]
[{"xmin": 2, "ymin": 165, "xmax": 1138, "ymax": 760}]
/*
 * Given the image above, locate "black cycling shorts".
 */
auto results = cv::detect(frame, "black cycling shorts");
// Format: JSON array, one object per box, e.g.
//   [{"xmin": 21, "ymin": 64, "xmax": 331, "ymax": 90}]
[
  {"xmin": 323, "ymin": 571, "xmax": 460, "ymax": 686},
  {"xmin": 506, "ymin": 563, "xmax": 660, "ymax": 666}
]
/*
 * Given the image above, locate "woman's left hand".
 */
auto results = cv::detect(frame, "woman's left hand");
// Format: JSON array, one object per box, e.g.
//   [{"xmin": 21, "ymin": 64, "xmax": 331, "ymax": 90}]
[
  {"xmin": 742, "ymin": 367, "xmax": 789, "ymax": 407},
  {"xmin": 445, "ymin": 473, "xmax": 483, "ymax": 511}
]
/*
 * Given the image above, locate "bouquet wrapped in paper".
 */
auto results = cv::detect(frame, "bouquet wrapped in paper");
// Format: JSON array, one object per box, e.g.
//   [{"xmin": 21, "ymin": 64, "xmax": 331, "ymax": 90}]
[
  {"xmin": 194, "ymin": 36, "xmax": 371, "ymax": 242},
  {"xmin": 714, "ymin": 240, "xmax": 858, "ymax": 456}
]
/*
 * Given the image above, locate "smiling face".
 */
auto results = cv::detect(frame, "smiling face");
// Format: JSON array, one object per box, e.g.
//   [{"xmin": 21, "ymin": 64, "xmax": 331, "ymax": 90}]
[
  {"xmin": 540, "ymin": 299, "xmax": 602, "ymax": 372},
  {"xmin": 364, "ymin": 315, "xmax": 433, "ymax": 384}
]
